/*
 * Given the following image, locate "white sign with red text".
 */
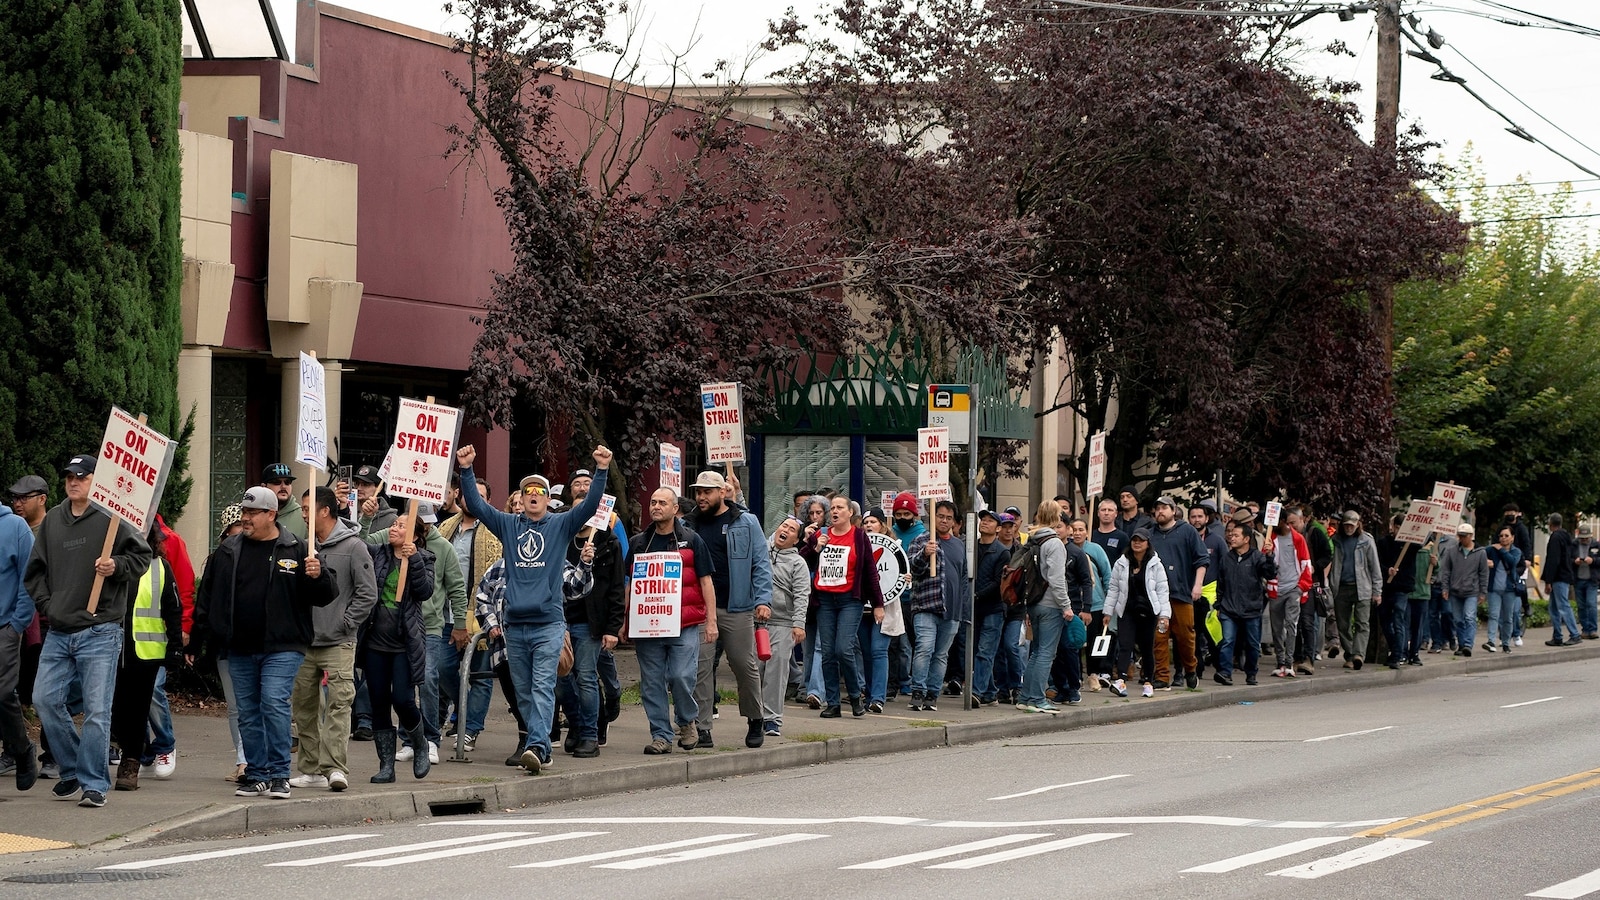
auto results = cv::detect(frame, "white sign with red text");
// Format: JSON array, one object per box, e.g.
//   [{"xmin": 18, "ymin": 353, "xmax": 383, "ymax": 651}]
[
  {"xmin": 629, "ymin": 552, "xmax": 683, "ymax": 638},
  {"xmin": 659, "ymin": 442, "xmax": 683, "ymax": 495},
  {"xmin": 385, "ymin": 398, "xmax": 461, "ymax": 503},
  {"xmin": 1397, "ymin": 500, "xmax": 1446, "ymax": 544},
  {"xmin": 1430, "ymin": 481, "xmax": 1470, "ymax": 534},
  {"xmin": 1264, "ymin": 501, "xmax": 1283, "ymax": 529},
  {"xmin": 700, "ymin": 382, "xmax": 745, "ymax": 465},
  {"xmin": 1086, "ymin": 431, "xmax": 1107, "ymax": 500},
  {"xmin": 917, "ymin": 427, "xmax": 952, "ymax": 503},
  {"xmin": 585, "ymin": 494, "xmax": 617, "ymax": 531},
  {"xmin": 90, "ymin": 407, "xmax": 175, "ymax": 534}
]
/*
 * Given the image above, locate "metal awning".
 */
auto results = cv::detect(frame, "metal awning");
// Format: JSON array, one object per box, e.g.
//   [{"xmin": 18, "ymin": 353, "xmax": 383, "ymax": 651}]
[{"xmin": 181, "ymin": 0, "xmax": 288, "ymax": 60}]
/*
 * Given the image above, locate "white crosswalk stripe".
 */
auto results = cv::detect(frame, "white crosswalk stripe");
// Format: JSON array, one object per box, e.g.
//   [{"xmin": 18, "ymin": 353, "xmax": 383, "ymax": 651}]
[
  {"xmin": 1529, "ymin": 867, "xmax": 1600, "ymax": 899},
  {"xmin": 1267, "ymin": 838, "xmax": 1430, "ymax": 879},
  {"xmin": 1181, "ymin": 836, "xmax": 1354, "ymax": 873},
  {"xmin": 266, "ymin": 832, "xmax": 535, "ymax": 866},
  {"xmin": 842, "ymin": 834, "xmax": 1055, "ymax": 870},
  {"xmin": 595, "ymin": 833, "xmax": 828, "ymax": 869},
  {"xmin": 100, "ymin": 834, "xmax": 380, "ymax": 870},
  {"xmin": 925, "ymin": 833, "xmax": 1129, "ymax": 869},
  {"xmin": 346, "ymin": 832, "xmax": 607, "ymax": 867},
  {"xmin": 513, "ymin": 834, "xmax": 758, "ymax": 868}
]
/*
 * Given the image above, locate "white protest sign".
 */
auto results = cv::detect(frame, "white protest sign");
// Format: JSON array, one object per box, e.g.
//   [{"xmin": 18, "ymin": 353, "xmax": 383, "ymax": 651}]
[
  {"xmin": 659, "ymin": 442, "xmax": 683, "ymax": 495},
  {"xmin": 89, "ymin": 407, "xmax": 176, "ymax": 535},
  {"xmin": 1397, "ymin": 499, "xmax": 1445, "ymax": 544},
  {"xmin": 629, "ymin": 552, "xmax": 683, "ymax": 638},
  {"xmin": 385, "ymin": 398, "xmax": 461, "ymax": 503},
  {"xmin": 1086, "ymin": 431, "xmax": 1107, "ymax": 500},
  {"xmin": 880, "ymin": 491, "xmax": 896, "ymax": 513},
  {"xmin": 700, "ymin": 382, "xmax": 746, "ymax": 465},
  {"xmin": 1264, "ymin": 501, "xmax": 1283, "ymax": 529},
  {"xmin": 1430, "ymin": 481, "xmax": 1470, "ymax": 534},
  {"xmin": 917, "ymin": 426, "xmax": 952, "ymax": 503},
  {"xmin": 585, "ymin": 494, "xmax": 617, "ymax": 531},
  {"xmin": 295, "ymin": 352, "xmax": 327, "ymax": 469}
]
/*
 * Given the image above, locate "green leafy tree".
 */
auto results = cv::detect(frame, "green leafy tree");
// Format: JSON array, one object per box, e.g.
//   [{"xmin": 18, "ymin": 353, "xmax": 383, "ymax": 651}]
[
  {"xmin": 1394, "ymin": 166, "xmax": 1600, "ymax": 517},
  {"xmin": 0, "ymin": 0, "xmax": 185, "ymax": 516}
]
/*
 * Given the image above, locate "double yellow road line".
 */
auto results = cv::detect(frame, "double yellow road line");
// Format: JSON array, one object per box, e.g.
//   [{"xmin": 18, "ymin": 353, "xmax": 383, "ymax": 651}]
[{"xmin": 1361, "ymin": 767, "xmax": 1600, "ymax": 839}]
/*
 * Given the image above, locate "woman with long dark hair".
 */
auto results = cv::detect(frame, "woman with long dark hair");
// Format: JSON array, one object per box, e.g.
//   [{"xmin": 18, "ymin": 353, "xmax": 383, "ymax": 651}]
[
  {"xmin": 1102, "ymin": 528, "xmax": 1171, "ymax": 699},
  {"xmin": 359, "ymin": 514, "xmax": 434, "ymax": 783}
]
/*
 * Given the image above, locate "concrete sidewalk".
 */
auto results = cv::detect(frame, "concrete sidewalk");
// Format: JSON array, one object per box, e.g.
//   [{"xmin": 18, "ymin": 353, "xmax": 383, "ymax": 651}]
[{"xmin": 2, "ymin": 637, "xmax": 1595, "ymax": 854}]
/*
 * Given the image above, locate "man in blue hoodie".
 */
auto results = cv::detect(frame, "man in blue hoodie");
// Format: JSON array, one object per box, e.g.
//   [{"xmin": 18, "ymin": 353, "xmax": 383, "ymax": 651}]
[
  {"xmin": 0, "ymin": 500, "xmax": 37, "ymax": 791},
  {"xmin": 455, "ymin": 443, "xmax": 610, "ymax": 774}
]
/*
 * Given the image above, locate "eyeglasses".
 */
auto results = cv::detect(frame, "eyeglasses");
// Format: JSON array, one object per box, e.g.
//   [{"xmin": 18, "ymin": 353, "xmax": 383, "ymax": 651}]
[
  {"xmin": 522, "ymin": 485, "xmax": 548, "ymax": 497},
  {"xmin": 266, "ymin": 479, "xmax": 295, "ymax": 486}
]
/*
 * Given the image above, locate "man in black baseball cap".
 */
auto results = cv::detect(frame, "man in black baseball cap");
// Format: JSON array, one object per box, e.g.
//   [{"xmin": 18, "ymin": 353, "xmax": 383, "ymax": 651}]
[
  {"xmin": 261, "ymin": 464, "xmax": 306, "ymax": 540},
  {"xmin": 9, "ymin": 475, "xmax": 49, "ymax": 530},
  {"xmin": 351, "ymin": 466, "xmax": 396, "ymax": 543}
]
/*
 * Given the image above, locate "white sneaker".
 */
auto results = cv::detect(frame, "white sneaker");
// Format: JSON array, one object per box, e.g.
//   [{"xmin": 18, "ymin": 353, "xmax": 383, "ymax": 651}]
[
  {"xmin": 1141, "ymin": 683, "xmax": 1154, "ymax": 698},
  {"xmin": 1515, "ymin": 637, "xmax": 1524, "ymax": 646},
  {"xmin": 395, "ymin": 744, "xmax": 415, "ymax": 761},
  {"xmin": 152, "ymin": 752, "xmax": 176, "ymax": 779},
  {"xmin": 327, "ymin": 771, "xmax": 348, "ymax": 792},
  {"xmin": 427, "ymin": 742, "xmax": 439, "ymax": 765},
  {"xmin": 288, "ymin": 773, "xmax": 328, "ymax": 788}
]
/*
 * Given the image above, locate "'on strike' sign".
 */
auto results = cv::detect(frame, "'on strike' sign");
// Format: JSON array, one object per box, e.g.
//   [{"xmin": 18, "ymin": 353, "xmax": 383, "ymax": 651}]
[
  {"xmin": 385, "ymin": 398, "xmax": 461, "ymax": 503},
  {"xmin": 90, "ymin": 406, "xmax": 175, "ymax": 534},
  {"xmin": 629, "ymin": 552, "xmax": 683, "ymax": 638},
  {"xmin": 917, "ymin": 427, "xmax": 952, "ymax": 503},
  {"xmin": 700, "ymin": 382, "xmax": 745, "ymax": 465}
]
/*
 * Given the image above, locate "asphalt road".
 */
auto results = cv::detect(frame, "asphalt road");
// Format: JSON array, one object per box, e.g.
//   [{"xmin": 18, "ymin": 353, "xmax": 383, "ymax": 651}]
[{"xmin": 6, "ymin": 658, "xmax": 1600, "ymax": 898}]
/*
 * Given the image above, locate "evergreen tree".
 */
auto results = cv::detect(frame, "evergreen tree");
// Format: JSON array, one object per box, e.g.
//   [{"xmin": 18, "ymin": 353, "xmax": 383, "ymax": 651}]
[{"xmin": 0, "ymin": 0, "xmax": 185, "ymax": 515}]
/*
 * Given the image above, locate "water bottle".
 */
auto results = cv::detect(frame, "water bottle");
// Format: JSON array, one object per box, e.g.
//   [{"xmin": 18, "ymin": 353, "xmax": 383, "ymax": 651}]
[{"xmin": 755, "ymin": 624, "xmax": 773, "ymax": 661}]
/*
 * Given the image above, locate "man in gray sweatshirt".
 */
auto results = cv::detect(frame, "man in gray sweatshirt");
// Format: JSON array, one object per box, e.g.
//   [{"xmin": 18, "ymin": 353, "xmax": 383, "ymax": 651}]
[
  {"xmin": 25, "ymin": 454, "xmax": 152, "ymax": 808},
  {"xmin": 1439, "ymin": 521, "xmax": 1489, "ymax": 658},
  {"xmin": 291, "ymin": 487, "xmax": 379, "ymax": 791}
]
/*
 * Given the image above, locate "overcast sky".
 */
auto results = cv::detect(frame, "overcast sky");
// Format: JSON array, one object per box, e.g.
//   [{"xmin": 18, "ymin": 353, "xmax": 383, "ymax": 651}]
[{"xmin": 267, "ymin": 0, "xmax": 1599, "ymax": 219}]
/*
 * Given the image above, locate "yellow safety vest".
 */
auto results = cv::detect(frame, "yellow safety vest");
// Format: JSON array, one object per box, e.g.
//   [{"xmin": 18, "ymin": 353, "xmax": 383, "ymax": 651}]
[{"xmin": 131, "ymin": 562, "xmax": 168, "ymax": 661}]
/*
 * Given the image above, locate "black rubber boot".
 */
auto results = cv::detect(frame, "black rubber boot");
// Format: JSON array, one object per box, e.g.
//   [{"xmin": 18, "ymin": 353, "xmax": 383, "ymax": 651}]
[
  {"xmin": 407, "ymin": 722, "xmax": 431, "ymax": 779},
  {"xmin": 371, "ymin": 730, "xmax": 397, "ymax": 783}
]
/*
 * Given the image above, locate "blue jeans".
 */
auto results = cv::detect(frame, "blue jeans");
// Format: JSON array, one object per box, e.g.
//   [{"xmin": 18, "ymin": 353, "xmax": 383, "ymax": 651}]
[
  {"xmin": 413, "ymin": 630, "xmax": 448, "ymax": 745},
  {"xmin": 1577, "ymin": 581, "xmax": 1598, "ymax": 635},
  {"xmin": 1407, "ymin": 595, "xmax": 1429, "ymax": 659},
  {"xmin": 996, "ymin": 618, "xmax": 1028, "ymax": 696},
  {"xmin": 1381, "ymin": 590, "xmax": 1411, "ymax": 663},
  {"xmin": 502, "ymin": 621, "xmax": 566, "ymax": 760},
  {"xmin": 36, "ymin": 623, "xmax": 122, "ymax": 796},
  {"xmin": 352, "ymin": 670, "xmax": 371, "ymax": 731},
  {"xmin": 855, "ymin": 616, "xmax": 890, "ymax": 704},
  {"xmin": 634, "ymin": 625, "xmax": 700, "ymax": 742},
  {"xmin": 228, "ymin": 650, "xmax": 306, "ymax": 782},
  {"xmin": 1449, "ymin": 595, "xmax": 1478, "ymax": 649},
  {"xmin": 972, "ymin": 609, "xmax": 1005, "ymax": 700},
  {"xmin": 456, "ymin": 645, "xmax": 495, "ymax": 736},
  {"xmin": 1216, "ymin": 613, "xmax": 1261, "ymax": 679},
  {"xmin": 817, "ymin": 595, "xmax": 863, "ymax": 705},
  {"xmin": 1487, "ymin": 590, "xmax": 1518, "ymax": 645},
  {"xmin": 911, "ymin": 613, "xmax": 960, "ymax": 699},
  {"xmin": 556, "ymin": 623, "xmax": 601, "ymax": 742},
  {"xmin": 1428, "ymin": 585, "xmax": 1452, "ymax": 647},
  {"xmin": 805, "ymin": 643, "xmax": 825, "ymax": 700},
  {"xmin": 145, "ymin": 666, "xmax": 175, "ymax": 759},
  {"xmin": 1021, "ymin": 606, "xmax": 1063, "ymax": 704},
  {"xmin": 1550, "ymin": 581, "xmax": 1579, "ymax": 641}
]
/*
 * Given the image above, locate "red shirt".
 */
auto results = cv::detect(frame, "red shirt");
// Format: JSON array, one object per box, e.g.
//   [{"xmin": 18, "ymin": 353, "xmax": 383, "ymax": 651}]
[{"xmin": 815, "ymin": 527, "xmax": 859, "ymax": 595}]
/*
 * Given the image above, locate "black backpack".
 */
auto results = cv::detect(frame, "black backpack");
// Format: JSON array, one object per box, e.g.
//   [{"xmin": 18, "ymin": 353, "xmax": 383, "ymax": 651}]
[{"xmin": 1000, "ymin": 532, "xmax": 1057, "ymax": 606}]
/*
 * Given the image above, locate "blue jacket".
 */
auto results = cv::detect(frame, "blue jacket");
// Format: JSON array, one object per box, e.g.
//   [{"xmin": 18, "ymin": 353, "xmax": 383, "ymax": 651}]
[
  {"xmin": 1080, "ymin": 539, "xmax": 1112, "ymax": 612},
  {"xmin": 458, "ymin": 465, "xmax": 607, "ymax": 626},
  {"xmin": 0, "ymin": 505, "xmax": 34, "ymax": 634},
  {"xmin": 687, "ymin": 503, "xmax": 772, "ymax": 614}
]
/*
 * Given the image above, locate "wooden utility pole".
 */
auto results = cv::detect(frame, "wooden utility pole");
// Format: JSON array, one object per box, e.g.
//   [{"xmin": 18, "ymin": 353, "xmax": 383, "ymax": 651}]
[{"xmin": 1374, "ymin": 0, "xmax": 1402, "ymax": 512}]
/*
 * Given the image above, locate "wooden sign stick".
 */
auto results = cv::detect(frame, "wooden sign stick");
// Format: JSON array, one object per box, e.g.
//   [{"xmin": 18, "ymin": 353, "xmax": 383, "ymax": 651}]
[
  {"xmin": 391, "ymin": 395, "xmax": 434, "ymax": 605},
  {"xmin": 87, "ymin": 412, "xmax": 148, "ymax": 615},
  {"xmin": 307, "ymin": 350, "xmax": 318, "ymax": 560},
  {"xmin": 1385, "ymin": 542, "xmax": 1412, "ymax": 584}
]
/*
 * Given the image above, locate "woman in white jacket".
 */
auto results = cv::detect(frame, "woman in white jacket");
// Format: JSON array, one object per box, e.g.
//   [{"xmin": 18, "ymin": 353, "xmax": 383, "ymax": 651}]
[{"xmin": 1101, "ymin": 528, "xmax": 1171, "ymax": 698}]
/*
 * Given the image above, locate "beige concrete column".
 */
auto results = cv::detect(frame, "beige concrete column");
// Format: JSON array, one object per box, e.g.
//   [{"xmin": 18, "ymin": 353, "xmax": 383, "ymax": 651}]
[{"xmin": 176, "ymin": 346, "xmax": 215, "ymax": 554}]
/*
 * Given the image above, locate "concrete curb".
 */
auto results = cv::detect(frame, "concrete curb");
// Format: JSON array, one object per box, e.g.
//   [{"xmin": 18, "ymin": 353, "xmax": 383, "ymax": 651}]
[{"xmin": 119, "ymin": 640, "xmax": 1600, "ymax": 848}]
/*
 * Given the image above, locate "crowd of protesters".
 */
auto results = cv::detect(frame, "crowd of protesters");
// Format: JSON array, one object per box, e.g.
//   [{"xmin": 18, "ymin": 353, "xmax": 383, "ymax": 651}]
[{"xmin": 2, "ymin": 444, "xmax": 1592, "ymax": 808}]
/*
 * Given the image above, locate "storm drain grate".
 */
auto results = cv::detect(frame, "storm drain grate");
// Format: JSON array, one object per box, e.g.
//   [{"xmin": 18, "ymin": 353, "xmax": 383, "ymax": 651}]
[{"xmin": 5, "ymin": 871, "xmax": 173, "ymax": 883}]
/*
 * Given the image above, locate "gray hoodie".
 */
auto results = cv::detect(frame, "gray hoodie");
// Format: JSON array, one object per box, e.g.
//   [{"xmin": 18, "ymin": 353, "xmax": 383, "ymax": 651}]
[
  {"xmin": 767, "ymin": 538, "xmax": 812, "ymax": 629},
  {"xmin": 25, "ymin": 500, "xmax": 150, "ymax": 633},
  {"xmin": 1438, "ymin": 540, "xmax": 1489, "ymax": 602},
  {"xmin": 311, "ymin": 520, "xmax": 379, "ymax": 646}
]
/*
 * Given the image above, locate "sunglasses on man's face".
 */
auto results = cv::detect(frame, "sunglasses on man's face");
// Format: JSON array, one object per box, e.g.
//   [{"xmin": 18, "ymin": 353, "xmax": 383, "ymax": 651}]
[
  {"xmin": 267, "ymin": 479, "xmax": 294, "ymax": 486},
  {"xmin": 523, "ymin": 485, "xmax": 549, "ymax": 497}
]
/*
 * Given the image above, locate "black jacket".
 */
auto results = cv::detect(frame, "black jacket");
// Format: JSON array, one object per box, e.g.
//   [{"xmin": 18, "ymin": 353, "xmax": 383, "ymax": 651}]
[
  {"xmin": 359, "ymin": 543, "xmax": 435, "ymax": 689},
  {"xmin": 1545, "ymin": 528, "xmax": 1578, "ymax": 584},
  {"xmin": 565, "ymin": 529, "xmax": 626, "ymax": 638},
  {"xmin": 1215, "ymin": 546, "xmax": 1276, "ymax": 619},
  {"xmin": 193, "ymin": 530, "xmax": 337, "ymax": 658}
]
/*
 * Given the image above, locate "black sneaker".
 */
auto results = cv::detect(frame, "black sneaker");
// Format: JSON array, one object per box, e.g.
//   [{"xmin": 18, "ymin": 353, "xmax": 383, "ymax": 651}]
[
  {"xmin": 1152, "ymin": 681, "xmax": 1172, "ymax": 692},
  {"xmin": 1185, "ymin": 671, "xmax": 1199, "ymax": 690},
  {"xmin": 78, "ymin": 790, "xmax": 106, "ymax": 808},
  {"xmin": 906, "ymin": 695, "xmax": 923, "ymax": 712},
  {"xmin": 573, "ymin": 740, "xmax": 600, "ymax": 758},
  {"xmin": 696, "ymin": 729, "xmax": 714, "ymax": 749},
  {"xmin": 267, "ymin": 778, "xmax": 291, "ymax": 799},
  {"xmin": 868, "ymin": 700, "xmax": 885, "ymax": 714},
  {"xmin": 351, "ymin": 725, "xmax": 374, "ymax": 742},
  {"xmin": 849, "ymin": 696, "xmax": 866, "ymax": 717},
  {"xmin": 820, "ymin": 705, "xmax": 843, "ymax": 718},
  {"xmin": 745, "ymin": 720, "xmax": 764, "ymax": 749},
  {"xmin": 51, "ymin": 778, "xmax": 81, "ymax": 801},
  {"xmin": 1245, "ymin": 675, "xmax": 1259, "ymax": 685},
  {"xmin": 1545, "ymin": 639, "xmax": 1565, "ymax": 647},
  {"xmin": 921, "ymin": 698, "xmax": 938, "ymax": 712},
  {"xmin": 235, "ymin": 780, "xmax": 269, "ymax": 797},
  {"xmin": 1564, "ymin": 637, "xmax": 1583, "ymax": 646}
]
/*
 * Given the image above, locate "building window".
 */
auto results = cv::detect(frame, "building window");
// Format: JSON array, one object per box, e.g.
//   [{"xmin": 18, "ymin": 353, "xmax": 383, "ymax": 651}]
[
  {"xmin": 210, "ymin": 359, "xmax": 249, "ymax": 543},
  {"xmin": 761, "ymin": 435, "xmax": 849, "ymax": 527},
  {"xmin": 864, "ymin": 440, "xmax": 918, "ymax": 513}
]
